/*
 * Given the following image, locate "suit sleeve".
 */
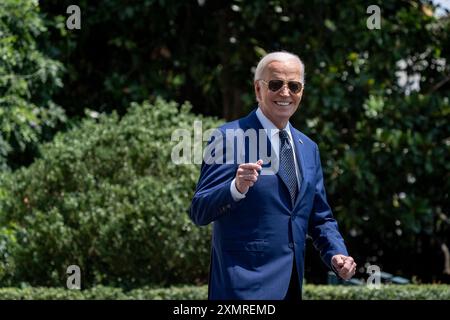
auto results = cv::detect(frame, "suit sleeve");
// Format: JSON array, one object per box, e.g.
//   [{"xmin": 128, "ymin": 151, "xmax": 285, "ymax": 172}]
[
  {"xmin": 189, "ymin": 129, "xmax": 243, "ymax": 226},
  {"xmin": 308, "ymin": 143, "xmax": 349, "ymax": 271}
]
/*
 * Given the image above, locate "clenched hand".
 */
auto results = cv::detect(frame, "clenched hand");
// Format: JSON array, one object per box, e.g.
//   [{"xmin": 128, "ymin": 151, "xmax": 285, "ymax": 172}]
[
  {"xmin": 235, "ymin": 159, "xmax": 263, "ymax": 194},
  {"xmin": 331, "ymin": 254, "xmax": 357, "ymax": 280}
]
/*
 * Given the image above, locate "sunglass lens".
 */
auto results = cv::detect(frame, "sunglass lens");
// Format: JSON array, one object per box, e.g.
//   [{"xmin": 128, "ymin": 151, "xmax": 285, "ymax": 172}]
[
  {"xmin": 268, "ymin": 80, "xmax": 284, "ymax": 92},
  {"xmin": 288, "ymin": 82, "xmax": 302, "ymax": 93}
]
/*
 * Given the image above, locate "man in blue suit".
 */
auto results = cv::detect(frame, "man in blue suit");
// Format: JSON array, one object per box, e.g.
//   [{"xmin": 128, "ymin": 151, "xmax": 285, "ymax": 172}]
[{"xmin": 190, "ymin": 51, "xmax": 356, "ymax": 300}]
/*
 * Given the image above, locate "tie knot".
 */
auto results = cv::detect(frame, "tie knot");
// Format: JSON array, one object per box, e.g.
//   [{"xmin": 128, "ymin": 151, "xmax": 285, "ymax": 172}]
[{"xmin": 279, "ymin": 129, "xmax": 289, "ymax": 142}]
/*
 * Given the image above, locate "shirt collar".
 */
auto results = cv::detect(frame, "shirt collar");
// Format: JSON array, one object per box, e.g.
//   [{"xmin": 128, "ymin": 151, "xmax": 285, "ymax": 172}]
[{"xmin": 256, "ymin": 107, "xmax": 293, "ymax": 142}]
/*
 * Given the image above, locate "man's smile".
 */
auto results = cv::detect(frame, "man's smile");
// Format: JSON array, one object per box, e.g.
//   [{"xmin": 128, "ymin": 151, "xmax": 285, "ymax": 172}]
[{"xmin": 274, "ymin": 101, "xmax": 293, "ymax": 107}]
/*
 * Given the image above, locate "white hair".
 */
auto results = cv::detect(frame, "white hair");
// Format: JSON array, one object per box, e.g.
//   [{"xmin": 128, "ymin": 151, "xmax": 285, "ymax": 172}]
[{"xmin": 254, "ymin": 51, "xmax": 305, "ymax": 83}]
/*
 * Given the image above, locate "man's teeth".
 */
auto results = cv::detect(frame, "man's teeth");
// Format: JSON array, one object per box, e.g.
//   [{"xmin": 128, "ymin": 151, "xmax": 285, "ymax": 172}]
[{"xmin": 275, "ymin": 102, "xmax": 290, "ymax": 106}]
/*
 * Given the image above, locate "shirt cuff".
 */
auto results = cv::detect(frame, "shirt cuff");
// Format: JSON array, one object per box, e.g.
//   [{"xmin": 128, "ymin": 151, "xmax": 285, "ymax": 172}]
[{"xmin": 230, "ymin": 178, "xmax": 247, "ymax": 201}]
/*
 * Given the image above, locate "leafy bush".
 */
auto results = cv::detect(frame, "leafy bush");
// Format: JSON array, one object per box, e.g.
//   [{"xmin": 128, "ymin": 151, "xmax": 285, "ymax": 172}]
[
  {"xmin": 0, "ymin": 284, "xmax": 448, "ymax": 300},
  {"xmin": 0, "ymin": 171, "xmax": 17, "ymax": 285},
  {"xmin": 0, "ymin": 98, "xmax": 221, "ymax": 288},
  {"xmin": 0, "ymin": 0, "xmax": 66, "ymax": 170}
]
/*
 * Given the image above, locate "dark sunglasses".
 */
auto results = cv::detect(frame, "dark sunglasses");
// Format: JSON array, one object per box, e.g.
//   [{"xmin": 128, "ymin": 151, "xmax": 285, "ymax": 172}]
[{"xmin": 260, "ymin": 79, "xmax": 303, "ymax": 94}]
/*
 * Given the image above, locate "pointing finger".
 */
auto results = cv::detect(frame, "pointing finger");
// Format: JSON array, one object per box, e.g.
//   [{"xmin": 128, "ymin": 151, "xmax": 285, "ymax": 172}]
[
  {"xmin": 239, "ymin": 164, "xmax": 261, "ymax": 171},
  {"xmin": 240, "ymin": 162, "xmax": 262, "ymax": 171}
]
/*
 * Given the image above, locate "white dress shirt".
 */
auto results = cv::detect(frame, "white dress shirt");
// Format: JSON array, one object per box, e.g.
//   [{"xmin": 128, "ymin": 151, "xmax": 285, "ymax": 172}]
[{"xmin": 230, "ymin": 107, "xmax": 300, "ymax": 201}]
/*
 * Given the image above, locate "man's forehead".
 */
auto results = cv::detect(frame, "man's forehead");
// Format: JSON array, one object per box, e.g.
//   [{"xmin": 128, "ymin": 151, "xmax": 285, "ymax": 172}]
[
  {"xmin": 266, "ymin": 60, "xmax": 301, "ymax": 72},
  {"xmin": 263, "ymin": 61, "xmax": 301, "ymax": 79}
]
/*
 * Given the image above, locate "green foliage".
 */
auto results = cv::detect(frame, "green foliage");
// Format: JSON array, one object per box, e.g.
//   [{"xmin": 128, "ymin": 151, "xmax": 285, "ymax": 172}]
[
  {"xmin": 303, "ymin": 284, "xmax": 450, "ymax": 300},
  {"xmin": 0, "ymin": 98, "xmax": 221, "ymax": 288},
  {"xmin": 0, "ymin": 284, "xmax": 448, "ymax": 300},
  {"xmin": 325, "ymin": 93, "xmax": 450, "ymax": 265},
  {"xmin": 0, "ymin": 225, "xmax": 17, "ymax": 285},
  {"xmin": 0, "ymin": 0, "xmax": 66, "ymax": 170},
  {"xmin": 0, "ymin": 171, "xmax": 17, "ymax": 285},
  {"xmin": 0, "ymin": 284, "xmax": 209, "ymax": 300}
]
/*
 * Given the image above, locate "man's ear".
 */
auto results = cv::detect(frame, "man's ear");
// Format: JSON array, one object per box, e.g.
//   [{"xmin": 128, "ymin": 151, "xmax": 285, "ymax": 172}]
[{"xmin": 254, "ymin": 80, "xmax": 262, "ymax": 103}]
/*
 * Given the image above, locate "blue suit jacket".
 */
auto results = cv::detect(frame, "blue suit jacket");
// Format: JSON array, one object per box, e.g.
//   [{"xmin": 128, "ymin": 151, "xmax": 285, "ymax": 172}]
[{"xmin": 190, "ymin": 109, "xmax": 348, "ymax": 299}]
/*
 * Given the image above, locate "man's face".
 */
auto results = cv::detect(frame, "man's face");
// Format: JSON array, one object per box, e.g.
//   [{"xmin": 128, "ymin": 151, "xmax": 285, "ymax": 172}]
[{"xmin": 254, "ymin": 60, "xmax": 303, "ymax": 129}]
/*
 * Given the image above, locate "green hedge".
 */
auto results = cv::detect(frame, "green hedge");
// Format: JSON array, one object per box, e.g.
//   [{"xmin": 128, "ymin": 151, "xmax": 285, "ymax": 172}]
[
  {"xmin": 0, "ymin": 98, "xmax": 221, "ymax": 288},
  {"xmin": 0, "ymin": 285, "xmax": 448, "ymax": 300},
  {"xmin": 303, "ymin": 284, "xmax": 450, "ymax": 300},
  {"xmin": 0, "ymin": 285, "xmax": 208, "ymax": 300}
]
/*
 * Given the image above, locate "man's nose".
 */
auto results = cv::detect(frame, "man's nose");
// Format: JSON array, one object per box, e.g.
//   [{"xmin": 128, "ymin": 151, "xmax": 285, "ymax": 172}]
[{"xmin": 279, "ymin": 85, "xmax": 290, "ymax": 96}]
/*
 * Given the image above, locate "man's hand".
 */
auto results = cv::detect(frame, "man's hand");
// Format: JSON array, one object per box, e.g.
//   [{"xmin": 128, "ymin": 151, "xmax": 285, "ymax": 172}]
[
  {"xmin": 331, "ymin": 254, "xmax": 357, "ymax": 280},
  {"xmin": 235, "ymin": 160, "xmax": 263, "ymax": 194}
]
